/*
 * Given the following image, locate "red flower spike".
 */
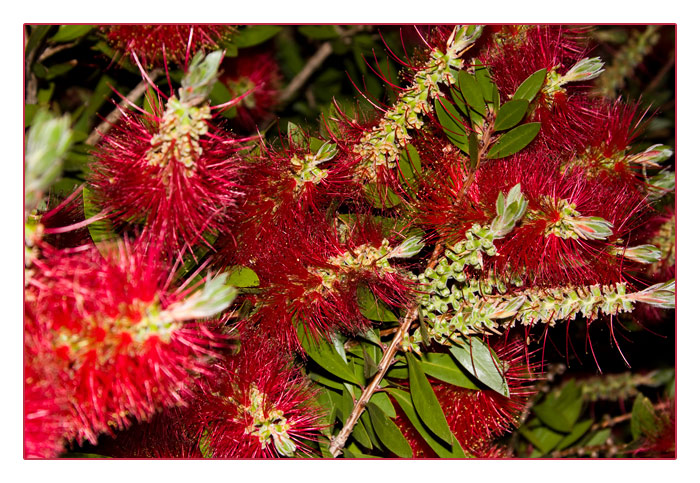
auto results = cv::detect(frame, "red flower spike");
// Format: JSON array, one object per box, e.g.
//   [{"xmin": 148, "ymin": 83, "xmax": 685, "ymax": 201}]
[
  {"xmin": 25, "ymin": 240, "xmax": 235, "ymax": 446},
  {"xmin": 249, "ymin": 217, "xmax": 415, "ymax": 350},
  {"xmin": 219, "ymin": 52, "xmax": 282, "ymax": 131},
  {"xmin": 101, "ymin": 25, "xmax": 233, "ymax": 67},
  {"xmin": 393, "ymin": 339, "xmax": 540, "ymax": 457},
  {"xmin": 215, "ymin": 133, "xmax": 358, "ymax": 267},
  {"xmin": 193, "ymin": 337, "xmax": 326, "ymax": 458},
  {"xmin": 89, "ymin": 63, "xmax": 246, "ymax": 253}
]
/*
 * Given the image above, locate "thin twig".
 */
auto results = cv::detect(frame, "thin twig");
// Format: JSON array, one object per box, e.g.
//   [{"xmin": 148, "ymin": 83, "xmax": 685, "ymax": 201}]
[
  {"xmin": 38, "ymin": 41, "xmax": 78, "ymax": 62},
  {"xmin": 328, "ymin": 243, "xmax": 444, "ymax": 457},
  {"xmin": 85, "ymin": 69, "xmax": 162, "ymax": 146},
  {"xmin": 278, "ymin": 26, "xmax": 365, "ymax": 105}
]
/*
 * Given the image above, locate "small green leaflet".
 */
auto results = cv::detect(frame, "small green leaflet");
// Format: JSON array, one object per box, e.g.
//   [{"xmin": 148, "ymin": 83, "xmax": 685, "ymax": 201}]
[
  {"xmin": 555, "ymin": 419, "xmax": 593, "ymax": 451},
  {"xmin": 486, "ymin": 122, "xmax": 541, "ymax": 159},
  {"xmin": 513, "ymin": 68, "xmax": 548, "ymax": 103},
  {"xmin": 406, "ymin": 353, "xmax": 453, "ymax": 444},
  {"xmin": 234, "ymin": 25, "xmax": 282, "ymax": 48},
  {"xmin": 398, "ymin": 144, "xmax": 422, "ymax": 193},
  {"xmin": 449, "ymin": 337, "xmax": 509, "ymax": 397},
  {"xmin": 50, "ymin": 25, "xmax": 94, "ymax": 43},
  {"xmin": 519, "ymin": 425, "xmax": 565, "ymax": 455},
  {"xmin": 631, "ymin": 394, "xmax": 662, "ymax": 440}
]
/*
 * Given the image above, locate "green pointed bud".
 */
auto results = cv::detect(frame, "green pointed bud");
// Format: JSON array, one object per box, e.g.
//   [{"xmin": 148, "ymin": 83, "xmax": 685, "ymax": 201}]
[
  {"xmin": 164, "ymin": 272, "xmax": 237, "ymax": 322},
  {"xmin": 25, "ymin": 110, "xmax": 73, "ymax": 215},
  {"xmin": 389, "ymin": 236, "xmax": 425, "ymax": 259},
  {"xmin": 628, "ymin": 144, "xmax": 673, "ymax": 168},
  {"xmin": 569, "ymin": 216, "xmax": 613, "ymax": 240},
  {"xmin": 179, "ymin": 50, "xmax": 224, "ymax": 104},
  {"xmin": 647, "ymin": 170, "xmax": 675, "ymax": 200},
  {"xmin": 612, "ymin": 244, "xmax": 662, "ymax": 264},
  {"xmin": 448, "ymin": 25, "xmax": 484, "ymax": 57},
  {"xmin": 629, "ymin": 280, "xmax": 675, "ymax": 309},
  {"xmin": 314, "ymin": 141, "xmax": 338, "ymax": 163},
  {"xmin": 560, "ymin": 57, "xmax": 605, "ymax": 84},
  {"xmin": 491, "ymin": 183, "xmax": 528, "ymax": 237}
]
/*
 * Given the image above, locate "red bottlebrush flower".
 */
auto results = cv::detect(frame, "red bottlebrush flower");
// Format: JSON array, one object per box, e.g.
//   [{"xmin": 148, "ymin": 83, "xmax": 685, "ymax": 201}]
[
  {"xmin": 100, "ymin": 25, "xmax": 233, "ymax": 67},
  {"xmin": 249, "ymin": 217, "xmax": 415, "ymax": 350},
  {"xmin": 193, "ymin": 336, "xmax": 326, "ymax": 458},
  {"xmin": 24, "ymin": 310, "xmax": 75, "ymax": 458},
  {"xmin": 25, "ymin": 239, "xmax": 235, "ymax": 446},
  {"xmin": 219, "ymin": 52, "xmax": 282, "ymax": 131},
  {"xmin": 393, "ymin": 339, "xmax": 539, "ymax": 458},
  {"xmin": 89, "ymin": 66, "xmax": 246, "ymax": 252},
  {"xmin": 215, "ymin": 132, "xmax": 359, "ymax": 267}
]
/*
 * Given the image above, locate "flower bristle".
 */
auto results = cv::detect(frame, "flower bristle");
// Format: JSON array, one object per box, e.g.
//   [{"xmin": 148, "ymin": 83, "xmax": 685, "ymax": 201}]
[
  {"xmin": 193, "ymin": 335, "xmax": 326, "ymax": 458},
  {"xmin": 101, "ymin": 25, "xmax": 233, "ymax": 67}
]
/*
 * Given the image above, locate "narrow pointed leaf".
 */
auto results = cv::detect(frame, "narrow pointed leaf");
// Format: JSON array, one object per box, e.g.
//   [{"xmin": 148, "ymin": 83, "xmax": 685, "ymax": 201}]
[
  {"xmin": 420, "ymin": 352, "xmax": 480, "ymax": 389},
  {"xmin": 296, "ymin": 326, "xmax": 361, "ymax": 385},
  {"xmin": 450, "ymin": 337, "xmax": 509, "ymax": 397},
  {"xmin": 434, "ymin": 98, "xmax": 469, "ymax": 152},
  {"xmin": 493, "ymin": 99, "xmax": 529, "ymax": 131},
  {"xmin": 367, "ymin": 402, "xmax": 413, "ymax": 458},
  {"xmin": 357, "ymin": 285, "xmax": 398, "ymax": 322},
  {"xmin": 556, "ymin": 419, "xmax": 593, "ymax": 451},
  {"xmin": 474, "ymin": 60, "xmax": 495, "ymax": 102},
  {"xmin": 406, "ymin": 353, "xmax": 452, "ymax": 444},
  {"xmin": 458, "ymin": 71, "xmax": 485, "ymax": 116},
  {"xmin": 513, "ymin": 68, "xmax": 547, "ymax": 103},
  {"xmin": 486, "ymin": 122, "xmax": 541, "ymax": 159},
  {"xmin": 226, "ymin": 266, "xmax": 260, "ymax": 288},
  {"xmin": 386, "ymin": 388, "xmax": 467, "ymax": 458}
]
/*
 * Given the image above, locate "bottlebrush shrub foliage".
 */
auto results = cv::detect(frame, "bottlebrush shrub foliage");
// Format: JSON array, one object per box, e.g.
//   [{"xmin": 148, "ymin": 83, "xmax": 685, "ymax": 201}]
[{"xmin": 24, "ymin": 24, "xmax": 676, "ymax": 459}]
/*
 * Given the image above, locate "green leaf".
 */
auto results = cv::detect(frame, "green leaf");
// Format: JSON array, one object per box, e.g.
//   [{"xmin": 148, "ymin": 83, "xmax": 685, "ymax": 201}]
[
  {"xmin": 584, "ymin": 428, "xmax": 611, "ymax": 447},
  {"xmin": 234, "ymin": 25, "xmax": 282, "ymax": 48},
  {"xmin": 473, "ymin": 60, "xmax": 495, "ymax": 103},
  {"xmin": 556, "ymin": 419, "xmax": 593, "ymax": 451},
  {"xmin": 520, "ymin": 426, "xmax": 565, "ymax": 455},
  {"xmin": 457, "ymin": 71, "xmax": 485, "ymax": 116},
  {"xmin": 493, "ymin": 99, "xmax": 529, "ymax": 131},
  {"xmin": 226, "ymin": 266, "xmax": 259, "ymax": 288},
  {"xmin": 50, "ymin": 25, "xmax": 93, "ymax": 43},
  {"xmin": 468, "ymin": 131, "xmax": 479, "ymax": 170},
  {"xmin": 82, "ymin": 186, "xmax": 117, "ymax": 249},
  {"xmin": 357, "ymin": 285, "xmax": 398, "ymax": 322},
  {"xmin": 298, "ymin": 25, "xmax": 339, "ymax": 40},
  {"xmin": 364, "ymin": 183, "xmax": 402, "ymax": 209},
  {"xmin": 434, "ymin": 98, "xmax": 469, "ymax": 152},
  {"xmin": 309, "ymin": 371, "xmax": 345, "ymax": 391},
  {"xmin": 287, "ymin": 121, "xmax": 306, "ymax": 147},
  {"xmin": 419, "ymin": 352, "xmax": 480, "ymax": 390},
  {"xmin": 74, "ymin": 74, "xmax": 114, "ymax": 135},
  {"xmin": 449, "ymin": 337, "xmax": 509, "ymax": 397},
  {"xmin": 25, "ymin": 25, "xmax": 52, "ymax": 58},
  {"xmin": 486, "ymin": 122, "xmax": 541, "ymax": 159},
  {"xmin": 406, "ymin": 353, "xmax": 452, "ymax": 444},
  {"xmin": 631, "ymin": 394, "xmax": 661, "ymax": 440},
  {"xmin": 386, "ymin": 388, "xmax": 467, "ymax": 458},
  {"xmin": 367, "ymin": 402, "xmax": 413, "ymax": 457},
  {"xmin": 398, "ymin": 144, "xmax": 422, "ymax": 191},
  {"xmin": 513, "ymin": 68, "xmax": 547, "ymax": 103},
  {"xmin": 296, "ymin": 326, "xmax": 361, "ymax": 385},
  {"xmin": 531, "ymin": 380, "xmax": 583, "ymax": 433},
  {"xmin": 450, "ymin": 85, "xmax": 470, "ymax": 117},
  {"xmin": 369, "ymin": 390, "xmax": 396, "ymax": 418}
]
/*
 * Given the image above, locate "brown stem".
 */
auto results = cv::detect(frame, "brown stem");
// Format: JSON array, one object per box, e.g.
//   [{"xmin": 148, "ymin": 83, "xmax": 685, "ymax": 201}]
[
  {"xmin": 279, "ymin": 26, "xmax": 365, "ymax": 105},
  {"xmin": 328, "ymin": 243, "xmax": 444, "ymax": 457},
  {"xmin": 85, "ymin": 69, "xmax": 162, "ymax": 147}
]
